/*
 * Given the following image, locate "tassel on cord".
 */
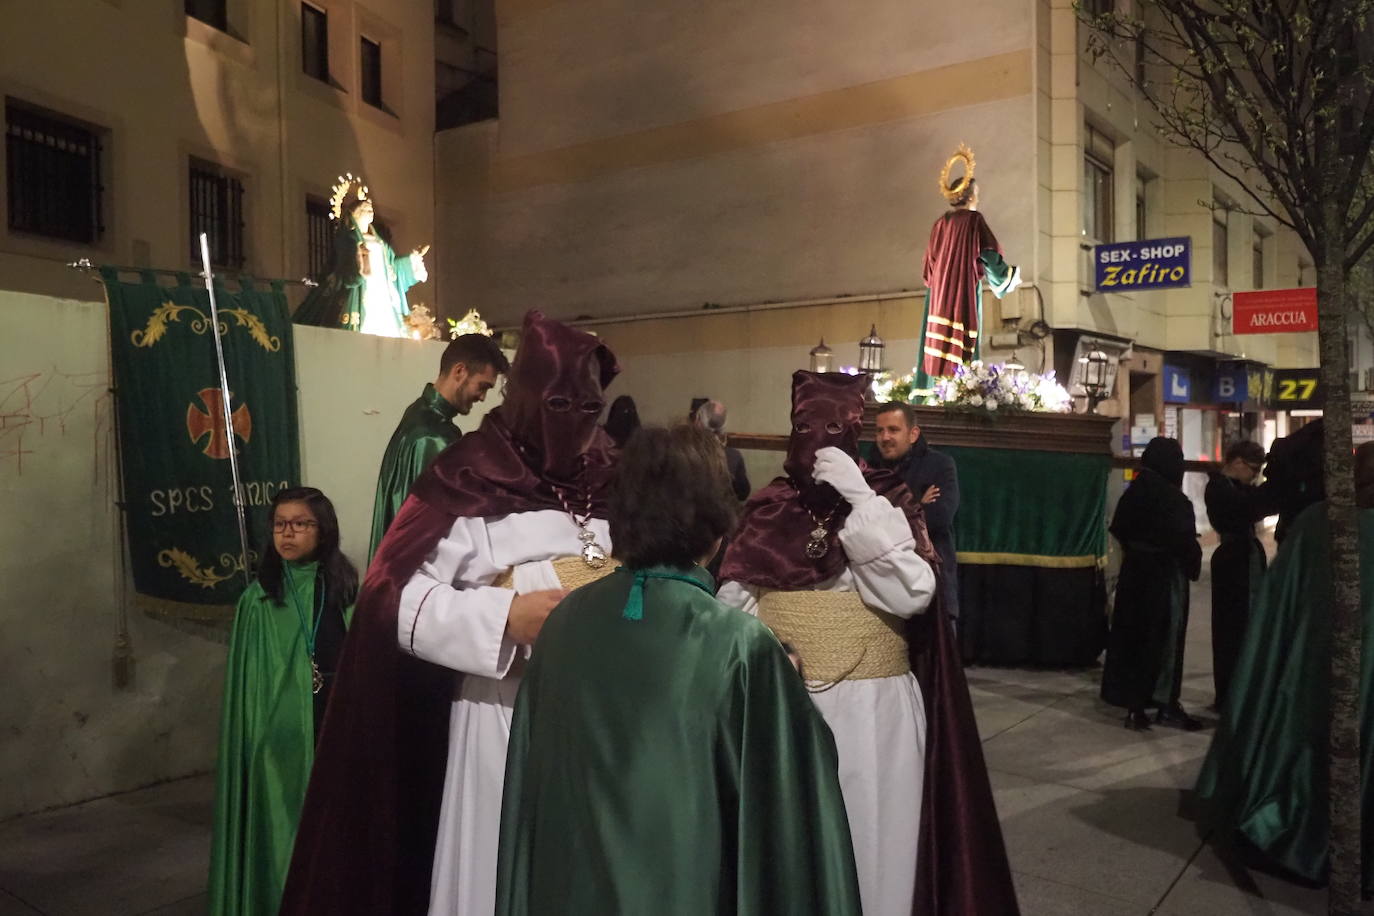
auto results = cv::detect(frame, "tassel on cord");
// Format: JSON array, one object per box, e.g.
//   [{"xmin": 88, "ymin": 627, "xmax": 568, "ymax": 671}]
[{"xmin": 622, "ymin": 570, "xmax": 648, "ymax": 621}]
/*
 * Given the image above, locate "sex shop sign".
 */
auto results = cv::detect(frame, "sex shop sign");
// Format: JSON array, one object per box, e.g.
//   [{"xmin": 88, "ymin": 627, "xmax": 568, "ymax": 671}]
[
  {"xmin": 1094, "ymin": 237, "xmax": 1191, "ymax": 292},
  {"xmin": 1232, "ymin": 287, "xmax": 1318, "ymax": 334}
]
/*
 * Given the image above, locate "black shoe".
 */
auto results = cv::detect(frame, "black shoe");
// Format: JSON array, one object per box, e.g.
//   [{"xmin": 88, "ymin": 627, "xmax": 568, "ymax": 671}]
[
  {"xmin": 1124, "ymin": 710, "xmax": 1152, "ymax": 731},
  {"xmin": 1155, "ymin": 705, "xmax": 1203, "ymax": 731}
]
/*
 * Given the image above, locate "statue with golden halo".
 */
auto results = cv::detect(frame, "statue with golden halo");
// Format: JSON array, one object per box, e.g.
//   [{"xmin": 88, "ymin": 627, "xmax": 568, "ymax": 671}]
[
  {"xmin": 294, "ymin": 173, "xmax": 432, "ymax": 338},
  {"xmin": 913, "ymin": 144, "xmax": 1021, "ymax": 395}
]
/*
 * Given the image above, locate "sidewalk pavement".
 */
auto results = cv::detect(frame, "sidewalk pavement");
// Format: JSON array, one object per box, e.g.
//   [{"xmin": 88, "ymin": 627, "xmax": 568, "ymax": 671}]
[{"xmin": 0, "ymin": 577, "xmax": 1328, "ymax": 915}]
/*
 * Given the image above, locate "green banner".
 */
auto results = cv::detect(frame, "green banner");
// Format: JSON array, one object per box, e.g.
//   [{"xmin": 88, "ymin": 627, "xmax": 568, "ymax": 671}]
[
  {"xmin": 105, "ymin": 268, "xmax": 300, "ymax": 614},
  {"xmin": 942, "ymin": 445, "xmax": 1108, "ymax": 566}
]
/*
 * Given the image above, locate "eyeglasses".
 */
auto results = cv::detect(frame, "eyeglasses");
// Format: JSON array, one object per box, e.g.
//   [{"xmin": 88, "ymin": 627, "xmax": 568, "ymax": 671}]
[{"xmin": 273, "ymin": 519, "xmax": 319, "ymax": 533}]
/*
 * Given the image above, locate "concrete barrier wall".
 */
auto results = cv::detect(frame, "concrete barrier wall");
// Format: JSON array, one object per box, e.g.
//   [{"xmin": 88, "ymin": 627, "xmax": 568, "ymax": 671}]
[{"xmin": 0, "ymin": 291, "xmax": 492, "ymax": 819}]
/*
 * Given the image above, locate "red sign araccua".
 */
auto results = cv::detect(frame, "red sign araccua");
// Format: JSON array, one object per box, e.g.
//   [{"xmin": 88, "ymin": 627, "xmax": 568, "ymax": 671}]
[{"xmin": 1233, "ymin": 287, "xmax": 1318, "ymax": 334}]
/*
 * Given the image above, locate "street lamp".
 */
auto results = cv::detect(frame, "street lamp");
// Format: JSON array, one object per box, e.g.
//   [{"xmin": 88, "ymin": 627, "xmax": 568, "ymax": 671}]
[
  {"xmin": 809, "ymin": 338, "xmax": 834, "ymax": 373},
  {"xmin": 1080, "ymin": 348, "xmax": 1111, "ymax": 413},
  {"xmin": 858, "ymin": 324, "xmax": 885, "ymax": 373}
]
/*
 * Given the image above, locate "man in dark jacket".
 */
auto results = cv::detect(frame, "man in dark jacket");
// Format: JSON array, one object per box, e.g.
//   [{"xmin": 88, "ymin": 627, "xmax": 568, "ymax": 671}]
[
  {"xmin": 690, "ymin": 398, "xmax": 752, "ymax": 501},
  {"xmin": 872, "ymin": 401, "xmax": 962, "ymax": 619}
]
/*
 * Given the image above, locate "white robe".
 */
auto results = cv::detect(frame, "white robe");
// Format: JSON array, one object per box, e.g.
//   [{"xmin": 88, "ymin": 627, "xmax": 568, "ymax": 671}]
[
  {"xmin": 395, "ymin": 508, "xmax": 612, "ymax": 916},
  {"xmin": 718, "ymin": 495, "xmax": 937, "ymax": 916}
]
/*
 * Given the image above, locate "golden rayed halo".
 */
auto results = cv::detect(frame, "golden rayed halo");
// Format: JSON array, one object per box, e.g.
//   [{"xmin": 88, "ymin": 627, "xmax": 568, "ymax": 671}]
[
  {"xmin": 939, "ymin": 144, "xmax": 976, "ymax": 202},
  {"xmin": 329, "ymin": 172, "xmax": 370, "ymax": 221}
]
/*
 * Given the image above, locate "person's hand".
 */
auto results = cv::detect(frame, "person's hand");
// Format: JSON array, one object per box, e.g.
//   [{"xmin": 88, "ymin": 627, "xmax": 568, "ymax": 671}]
[
  {"xmin": 812, "ymin": 446, "xmax": 874, "ymax": 506},
  {"xmin": 412, "ymin": 244, "xmax": 431, "ymax": 258},
  {"xmin": 921, "ymin": 485, "xmax": 941, "ymax": 506},
  {"xmin": 505, "ymin": 589, "xmax": 567, "ymax": 645}
]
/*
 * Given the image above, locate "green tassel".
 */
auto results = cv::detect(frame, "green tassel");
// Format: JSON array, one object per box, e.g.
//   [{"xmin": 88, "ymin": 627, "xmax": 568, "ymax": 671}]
[{"xmin": 622, "ymin": 570, "xmax": 647, "ymax": 621}]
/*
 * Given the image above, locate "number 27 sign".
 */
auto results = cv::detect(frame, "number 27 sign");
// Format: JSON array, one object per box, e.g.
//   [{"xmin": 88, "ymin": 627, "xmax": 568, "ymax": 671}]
[{"xmin": 1269, "ymin": 369, "xmax": 1324, "ymax": 407}]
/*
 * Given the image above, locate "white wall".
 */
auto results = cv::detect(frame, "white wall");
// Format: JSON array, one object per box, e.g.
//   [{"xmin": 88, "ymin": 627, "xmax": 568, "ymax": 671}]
[{"xmin": 0, "ymin": 292, "xmax": 487, "ymax": 819}]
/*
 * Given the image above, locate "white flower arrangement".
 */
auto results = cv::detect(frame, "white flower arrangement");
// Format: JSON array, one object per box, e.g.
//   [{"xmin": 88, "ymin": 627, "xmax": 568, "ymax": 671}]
[{"xmin": 882, "ymin": 361, "xmax": 1073, "ymax": 414}]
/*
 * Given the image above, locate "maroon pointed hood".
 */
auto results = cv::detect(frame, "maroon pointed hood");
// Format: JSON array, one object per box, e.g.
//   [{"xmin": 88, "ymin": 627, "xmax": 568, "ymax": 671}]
[
  {"xmin": 411, "ymin": 310, "xmax": 620, "ymax": 517},
  {"xmin": 720, "ymin": 370, "xmax": 926, "ymax": 588}
]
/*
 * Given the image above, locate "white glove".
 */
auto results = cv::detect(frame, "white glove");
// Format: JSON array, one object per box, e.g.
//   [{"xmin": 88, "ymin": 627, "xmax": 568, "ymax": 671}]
[{"xmin": 811, "ymin": 446, "xmax": 875, "ymax": 506}]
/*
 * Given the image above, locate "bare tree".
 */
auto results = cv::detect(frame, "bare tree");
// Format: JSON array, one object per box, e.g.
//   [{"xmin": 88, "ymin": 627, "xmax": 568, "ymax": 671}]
[{"xmin": 1080, "ymin": 1, "xmax": 1366, "ymax": 910}]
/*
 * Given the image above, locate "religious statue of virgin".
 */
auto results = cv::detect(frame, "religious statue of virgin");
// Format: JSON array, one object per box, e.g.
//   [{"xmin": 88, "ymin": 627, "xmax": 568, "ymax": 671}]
[{"xmin": 294, "ymin": 174, "xmax": 430, "ymax": 338}]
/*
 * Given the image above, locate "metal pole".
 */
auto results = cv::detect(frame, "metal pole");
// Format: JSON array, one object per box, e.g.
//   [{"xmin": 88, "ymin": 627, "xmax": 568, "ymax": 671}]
[{"xmin": 199, "ymin": 233, "xmax": 253, "ymax": 588}]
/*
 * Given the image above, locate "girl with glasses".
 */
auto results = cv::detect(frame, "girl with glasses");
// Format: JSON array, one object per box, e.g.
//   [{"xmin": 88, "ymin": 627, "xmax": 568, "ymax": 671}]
[{"xmin": 209, "ymin": 487, "xmax": 359, "ymax": 916}]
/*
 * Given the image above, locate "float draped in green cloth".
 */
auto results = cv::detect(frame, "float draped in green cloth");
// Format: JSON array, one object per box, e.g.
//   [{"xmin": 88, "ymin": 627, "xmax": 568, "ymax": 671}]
[
  {"xmin": 941, "ymin": 446, "xmax": 1108, "ymax": 563},
  {"xmin": 496, "ymin": 567, "xmax": 861, "ymax": 915},
  {"xmin": 1194, "ymin": 503, "xmax": 1374, "ymax": 891},
  {"xmin": 208, "ymin": 561, "xmax": 354, "ymax": 916},
  {"xmin": 367, "ymin": 383, "xmax": 461, "ymax": 563}
]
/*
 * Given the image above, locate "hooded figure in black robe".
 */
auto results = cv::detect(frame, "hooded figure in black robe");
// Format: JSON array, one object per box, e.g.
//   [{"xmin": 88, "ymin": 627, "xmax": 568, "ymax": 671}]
[{"xmin": 1101, "ymin": 437, "xmax": 1203, "ymax": 730}]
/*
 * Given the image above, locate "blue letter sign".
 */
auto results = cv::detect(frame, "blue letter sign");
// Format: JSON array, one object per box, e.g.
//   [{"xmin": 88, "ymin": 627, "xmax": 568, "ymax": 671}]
[{"xmin": 1094, "ymin": 237, "xmax": 1192, "ymax": 292}]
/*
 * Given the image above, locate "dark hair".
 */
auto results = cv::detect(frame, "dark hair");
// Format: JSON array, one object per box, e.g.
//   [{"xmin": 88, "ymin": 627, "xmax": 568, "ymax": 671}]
[
  {"xmin": 1224, "ymin": 439, "xmax": 1265, "ymax": 466},
  {"xmin": 875, "ymin": 401, "xmax": 918, "ymax": 428},
  {"xmin": 440, "ymin": 334, "xmax": 509, "ymax": 376},
  {"xmin": 947, "ymin": 177, "xmax": 977, "ymax": 208},
  {"xmin": 610, "ymin": 425, "xmax": 740, "ymax": 569},
  {"xmin": 605, "ymin": 395, "xmax": 641, "ymax": 449},
  {"xmin": 258, "ymin": 487, "xmax": 359, "ymax": 622}
]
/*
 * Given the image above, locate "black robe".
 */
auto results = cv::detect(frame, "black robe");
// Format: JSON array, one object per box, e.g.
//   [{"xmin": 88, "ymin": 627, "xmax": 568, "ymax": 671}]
[
  {"xmin": 1101, "ymin": 468, "xmax": 1202, "ymax": 710},
  {"xmin": 1204, "ymin": 473, "xmax": 1274, "ymax": 705}
]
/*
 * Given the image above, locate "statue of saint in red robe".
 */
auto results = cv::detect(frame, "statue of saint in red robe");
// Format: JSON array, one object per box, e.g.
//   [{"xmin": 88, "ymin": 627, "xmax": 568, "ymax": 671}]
[{"xmin": 915, "ymin": 178, "xmax": 1020, "ymax": 396}]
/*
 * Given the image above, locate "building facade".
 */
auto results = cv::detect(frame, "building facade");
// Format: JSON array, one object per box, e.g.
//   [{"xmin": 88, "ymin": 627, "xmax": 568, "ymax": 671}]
[
  {"xmin": 1, "ymin": 0, "xmax": 436, "ymax": 304},
  {"xmin": 432, "ymin": 0, "xmax": 1319, "ymax": 459}
]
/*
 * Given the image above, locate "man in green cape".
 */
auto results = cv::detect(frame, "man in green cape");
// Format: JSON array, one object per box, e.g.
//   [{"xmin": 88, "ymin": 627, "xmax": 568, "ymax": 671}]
[
  {"xmin": 496, "ymin": 425, "xmax": 862, "ymax": 915},
  {"xmin": 367, "ymin": 333, "xmax": 508, "ymax": 563}
]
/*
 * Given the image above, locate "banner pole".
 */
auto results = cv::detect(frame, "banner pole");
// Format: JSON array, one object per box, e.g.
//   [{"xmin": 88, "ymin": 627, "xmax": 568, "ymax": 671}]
[{"xmin": 199, "ymin": 234, "xmax": 253, "ymax": 588}]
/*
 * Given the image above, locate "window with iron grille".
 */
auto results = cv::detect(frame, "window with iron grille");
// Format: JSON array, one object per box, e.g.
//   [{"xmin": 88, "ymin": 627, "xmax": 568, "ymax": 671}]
[
  {"xmin": 306, "ymin": 196, "xmax": 332, "ymax": 279},
  {"xmin": 1253, "ymin": 231, "xmax": 1267, "ymax": 290},
  {"xmin": 186, "ymin": 0, "xmax": 228, "ymax": 31},
  {"xmin": 361, "ymin": 37, "xmax": 384, "ymax": 108},
  {"xmin": 189, "ymin": 159, "xmax": 246, "ymax": 269},
  {"xmin": 302, "ymin": 4, "xmax": 329, "ymax": 82},
  {"xmin": 5, "ymin": 101, "xmax": 104, "ymax": 244}
]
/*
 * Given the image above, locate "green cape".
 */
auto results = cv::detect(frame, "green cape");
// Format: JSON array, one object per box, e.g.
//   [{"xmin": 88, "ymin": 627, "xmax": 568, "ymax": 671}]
[
  {"xmin": 496, "ymin": 566, "xmax": 862, "ymax": 915},
  {"xmin": 1194, "ymin": 503, "xmax": 1374, "ymax": 889},
  {"xmin": 208, "ymin": 562, "xmax": 354, "ymax": 916},
  {"xmin": 367, "ymin": 383, "xmax": 461, "ymax": 563}
]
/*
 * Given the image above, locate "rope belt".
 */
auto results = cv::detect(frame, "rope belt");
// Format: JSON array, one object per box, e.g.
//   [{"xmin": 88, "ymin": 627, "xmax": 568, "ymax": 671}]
[
  {"xmin": 487, "ymin": 556, "xmax": 621, "ymax": 679},
  {"xmin": 758, "ymin": 590, "xmax": 910, "ymax": 686},
  {"xmin": 489, "ymin": 555, "xmax": 622, "ymax": 592}
]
